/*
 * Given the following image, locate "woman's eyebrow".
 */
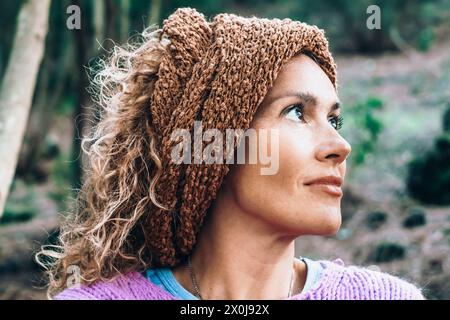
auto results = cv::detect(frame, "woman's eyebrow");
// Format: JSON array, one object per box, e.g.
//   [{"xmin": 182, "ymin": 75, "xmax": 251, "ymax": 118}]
[{"xmin": 265, "ymin": 90, "xmax": 341, "ymax": 112}]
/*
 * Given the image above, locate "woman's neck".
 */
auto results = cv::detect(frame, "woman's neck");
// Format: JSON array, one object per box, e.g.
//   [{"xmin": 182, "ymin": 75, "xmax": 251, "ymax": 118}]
[{"xmin": 172, "ymin": 186, "xmax": 307, "ymax": 300}]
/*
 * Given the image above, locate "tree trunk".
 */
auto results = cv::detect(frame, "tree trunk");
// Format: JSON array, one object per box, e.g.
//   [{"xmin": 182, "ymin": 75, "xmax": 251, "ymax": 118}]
[
  {"xmin": 149, "ymin": 0, "xmax": 162, "ymax": 27},
  {"xmin": 93, "ymin": 0, "xmax": 105, "ymax": 47},
  {"xmin": 104, "ymin": 0, "xmax": 118, "ymax": 51},
  {"xmin": 15, "ymin": 55, "xmax": 51, "ymax": 181},
  {"xmin": 0, "ymin": 0, "xmax": 52, "ymax": 217},
  {"xmin": 17, "ymin": 39, "xmax": 75, "ymax": 180},
  {"xmin": 72, "ymin": 0, "xmax": 93, "ymax": 190},
  {"xmin": 120, "ymin": 0, "xmax": 130, "ymax": 43}
]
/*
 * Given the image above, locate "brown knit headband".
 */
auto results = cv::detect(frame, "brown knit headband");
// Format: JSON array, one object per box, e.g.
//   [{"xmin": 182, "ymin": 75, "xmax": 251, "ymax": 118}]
[{"xmin": 147, "ymin": 7, "xmax": 337, "ymax": 266}]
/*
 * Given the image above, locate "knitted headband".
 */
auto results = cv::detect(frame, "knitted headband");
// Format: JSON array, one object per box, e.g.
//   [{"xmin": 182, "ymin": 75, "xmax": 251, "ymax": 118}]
[{"xmin": 147, "ymin": 8, "xmax": 337, "ymax": 266}]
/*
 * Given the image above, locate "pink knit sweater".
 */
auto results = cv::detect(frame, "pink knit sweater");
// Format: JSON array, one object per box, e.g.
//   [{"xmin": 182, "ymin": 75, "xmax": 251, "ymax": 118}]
[{"xmin": 54, "ymin": 259, "xmax": 425, "ymax": 300}]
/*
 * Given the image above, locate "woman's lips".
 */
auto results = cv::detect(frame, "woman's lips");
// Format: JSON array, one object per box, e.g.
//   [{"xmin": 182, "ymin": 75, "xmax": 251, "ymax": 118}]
[
  {"xmin": 305, "ymin": 183, "xmax": 343, "ymax": 197},
  {"xmin": 303, "ymin": 176, "xmax": 343, "ymax": 197}
]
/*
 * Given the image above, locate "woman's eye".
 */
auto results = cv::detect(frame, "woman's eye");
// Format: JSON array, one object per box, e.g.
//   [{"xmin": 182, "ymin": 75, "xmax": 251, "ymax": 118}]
[
  {"xmin": 283, "ymin": 104, "xmax": 344, "ymax": 130},
  {"xmin": 284, "ymin": 104, "xmax": 304, "ymax": 122},
  {"xmin": 329, "ymin": 115, "xmax": 344, "ymax": 130}
]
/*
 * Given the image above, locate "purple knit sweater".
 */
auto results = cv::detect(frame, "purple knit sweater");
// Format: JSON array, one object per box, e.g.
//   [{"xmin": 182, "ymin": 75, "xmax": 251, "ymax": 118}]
[{"xmin": 54, "ymin": 259, "xmax": 425, "ymax": 300}]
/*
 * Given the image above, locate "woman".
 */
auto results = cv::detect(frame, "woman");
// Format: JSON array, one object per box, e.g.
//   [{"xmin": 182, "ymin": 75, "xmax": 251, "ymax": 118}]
[{"xmin": 38, "ymin": 7, "xmax": 425, "ymax": 300}]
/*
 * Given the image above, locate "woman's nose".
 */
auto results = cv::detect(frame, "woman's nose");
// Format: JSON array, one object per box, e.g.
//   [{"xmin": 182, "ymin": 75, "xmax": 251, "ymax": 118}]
[{"xmin": 315, "ymin": 131, "xmax": 352, "ymax": 165}]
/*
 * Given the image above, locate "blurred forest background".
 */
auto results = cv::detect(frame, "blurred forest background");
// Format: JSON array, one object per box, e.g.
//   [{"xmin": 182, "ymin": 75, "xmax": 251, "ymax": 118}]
[{"xmin": 0, "ymin": 0, "xmax": 450, "ymax": 299}]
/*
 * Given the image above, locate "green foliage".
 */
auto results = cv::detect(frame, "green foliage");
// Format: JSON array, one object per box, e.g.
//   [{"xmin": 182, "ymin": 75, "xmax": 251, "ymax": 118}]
[
  {"xmin": 417, "ymin": 27, "xmax": 435, "ymax": 52},
  {"xmin": 41, "ymin": 139, "xmax": 61, "ymax": 160},
  {"xmin": 266, "ymin": 0, "xmax": 448, "ymax": 53},
  {"xmin": 56, "ymin": 97, "xmax": 76, "ymax": 117},
  {"xmin": 443, "ymin": 104, "xmax": 450, "ymax": 132},
  {"xmin": 365, "ymin": 211, "xmax": 388, "ymax": 230},
  {"xmin": 443, "ymin": 228, "xmax": 450, "ymax": 245},
  {"xmin": 348, "ymin": 97, "xmax": 384, "ymax": 167},
  {"xmin": 402, "ymin": 207, "xmax": 427, "ymax": 228},
  {"xmin": 0, "ymin": 0, "xmax": 24, "ymax": 79},
  {"xmin": 48, "ymin": 152, "xmax": 75, "ymax": 211},
  {"xmin": 1, "ymin": 180, "xmax": 37, "ymax": 225},
  {"xmin": 1, "ymin": 206, "xmax": 35, "ymax": 224},
  {"xmin": 407, "ymin": 132, "xmax": 450, "ymax": 205},
  {"xmin": 368, "ymin": 242, "xmax": 406, "ymax": 263},
  {"xmin": 52, "ymin": 152, "xmax": 73, "ymax": 189}
]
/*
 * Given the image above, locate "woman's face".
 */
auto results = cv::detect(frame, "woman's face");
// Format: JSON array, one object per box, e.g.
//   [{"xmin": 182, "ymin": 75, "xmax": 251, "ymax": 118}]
[{"xmin": 224, "ymin": 54, "xmax": 351, "ymax": 236}]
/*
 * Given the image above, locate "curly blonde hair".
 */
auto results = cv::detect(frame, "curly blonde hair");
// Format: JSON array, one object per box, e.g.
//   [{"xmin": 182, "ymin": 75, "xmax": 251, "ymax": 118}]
[
  {"xmin": 37, "ymin": 8, "xmax": 337, "ymax": 298},
  {"xmin": 37, "ymin": 26, "xmax": 171, "ymax": 297}
]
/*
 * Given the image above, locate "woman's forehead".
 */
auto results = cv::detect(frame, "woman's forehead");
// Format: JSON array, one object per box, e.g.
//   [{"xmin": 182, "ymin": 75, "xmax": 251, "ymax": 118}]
[
  {"xmin": 272, "ymin": 54, "xmax": 335, "ymax": 92},
  {"xmin": 259, "ymin": 55, "xmax": 339, "ymax": 111}
]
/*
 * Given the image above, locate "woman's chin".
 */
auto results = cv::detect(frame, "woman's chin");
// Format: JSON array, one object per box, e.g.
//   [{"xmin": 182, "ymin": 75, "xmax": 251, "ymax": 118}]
[
  {"xmin": 322, "ymin": 220, "xmax": 341, "ymax": 236},
  {"xmin": 308, "ymin": 208, "xmax": 342, "ymax": 236},
  {"xmin": 322, "ymin": 211, "xmax": 342, "ymax": 235}
]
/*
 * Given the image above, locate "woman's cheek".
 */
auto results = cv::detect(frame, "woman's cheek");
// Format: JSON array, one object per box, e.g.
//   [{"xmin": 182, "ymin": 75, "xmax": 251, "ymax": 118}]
[{"xmin": 279, "ymin": 126, "xmax": 313, "ymax": 176}]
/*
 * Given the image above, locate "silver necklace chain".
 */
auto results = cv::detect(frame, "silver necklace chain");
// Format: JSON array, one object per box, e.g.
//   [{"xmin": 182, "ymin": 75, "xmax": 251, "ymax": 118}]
[
  {"xmin": 187, "ymin": 255, "xmax": 204, "ymax": 299},
  {"xmin": 187, "ymin": 255, "xmax": 295, "ymax": 300}
]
